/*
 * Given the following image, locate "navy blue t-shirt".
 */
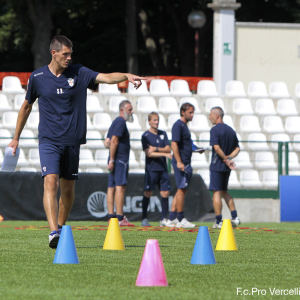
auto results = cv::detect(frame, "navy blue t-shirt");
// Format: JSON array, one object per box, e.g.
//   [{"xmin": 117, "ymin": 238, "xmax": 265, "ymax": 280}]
[
  {"xmin": 26, "ymin": 64, "xmax": 98, "ymax": 145},
  {"xmin": 107, "ymin": 116, "xmax": 130, "ymax": 162},
  {"xmin": 142, "ymin": 130, "xmax": 169, "ymax": 172},
  {"xmin": 210, "ymin": 123, "xmax": 239, "ymax": 172},
  {"xmin": 171, "ymin": 119, "xmax": 192, "ymax": 165}
]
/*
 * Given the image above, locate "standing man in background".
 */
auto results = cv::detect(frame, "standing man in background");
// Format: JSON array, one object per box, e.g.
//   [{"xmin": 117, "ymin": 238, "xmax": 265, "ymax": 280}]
[
  {"xmin": 166, "ymin": 103, "xmax": 202, "ymax": 229},
  {"xmin": 209, "ymin": 106, "xmax": 241, "ymax": 229},
  {"xmin": 106, "ymin": 100, "xmax": 135, "ymax": 226},
  {"xmin": 8, "ymin": 35, "xmax": 146, "ymax": 248},
  {"xmin": 141, "ymin": 112, "xmax": 172, "ymax": 227}
]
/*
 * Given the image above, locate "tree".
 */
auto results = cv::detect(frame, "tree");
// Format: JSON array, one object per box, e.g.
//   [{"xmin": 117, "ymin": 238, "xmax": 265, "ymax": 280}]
[
  {"xmin": 26, "ymin": 0, "xmax": 53, "ymax": 69},
  {"xmin": 0, "ymin": 0, "xmax": 300, "ymax": 74}
]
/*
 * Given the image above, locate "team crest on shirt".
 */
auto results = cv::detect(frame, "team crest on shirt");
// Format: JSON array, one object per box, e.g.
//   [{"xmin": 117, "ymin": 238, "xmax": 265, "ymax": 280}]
[
  {"xmin": 67, "ymin": 78, "xmax": 74, "ymax": 87},
  {"xmin": 160, "ymin": 135, "xmax": 164, "ymax": 140}
]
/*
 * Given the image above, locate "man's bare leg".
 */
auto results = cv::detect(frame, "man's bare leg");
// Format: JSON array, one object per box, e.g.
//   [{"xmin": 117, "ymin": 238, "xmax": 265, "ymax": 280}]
[
  {"xmin": 115, "ymin": 185, "xmax": 126, "ymax": 216},
  {"xmin": 223, "ymin": 191, "xmax": 236, "ymax": 211},
  {"xmin": 174, "ymin": 188, "xmax": 186, "ymax": 212},
  {"xmin": 43, "ymin": 174, "xmax": 59, "ymax": 231},
  {"xmin": 107, "ymin": 187, "xmax": 115, "ymax": 215},
  {"xmin": 58, "ymin": 178, "xmax": 75, "ymax": 226},
  {"xmin": 212, "ymin": 190, "xmax": 223, "ymax": 216}
]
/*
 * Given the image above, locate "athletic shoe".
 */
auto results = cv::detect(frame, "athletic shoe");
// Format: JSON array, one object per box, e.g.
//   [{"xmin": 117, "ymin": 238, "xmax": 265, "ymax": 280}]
[
  {"xmin": 141, "ymin": 218, "xmax": 151, "ymax": 227},
  {"xmin": 165, "ymin": 218, "xmax": 179, "ymax": 227},
  {"xmin": 160, "ymin": 218, "xmax": 168, "ymax": 227},
  {"xmin": 176, "ymin": 218, "xmax": 196, "ymax": 228},
  {"xmin": 212, "ymin": 221, "xmax": 223, "ymax": 229},
  {"xmin": 119, "ymin": 215, "xmax": 135, "ymax": 227},
  {"xmin": 49, "ymin": 231, "xmax": 60, "ymax": 249},
  {"xmin": 231, "ymin": 217, "xmax": 241, "ymax": 227}
]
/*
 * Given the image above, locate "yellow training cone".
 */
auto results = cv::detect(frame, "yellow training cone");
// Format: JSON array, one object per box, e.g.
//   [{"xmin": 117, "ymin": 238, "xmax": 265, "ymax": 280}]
[
  {"xmin": 103, "ymin": 218, "xmax": 125, "ymax": 250},
  {"xmin": 215, "ymin": 219, "xmax": 237, "ymax": 251}
]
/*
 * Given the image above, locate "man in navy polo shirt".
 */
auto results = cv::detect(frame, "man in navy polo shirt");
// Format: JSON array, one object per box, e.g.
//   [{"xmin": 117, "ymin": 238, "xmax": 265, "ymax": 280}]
[
  {"xmin": 166, "ymin": 103, "xmax": 202, "ymax": 228},
  {"xmin": 8, "ymin": 35, "xmax": 146, "ymax": 248},
  {"xmin": 106, "ymin": 100, "xmax": 135, "ymax": 226},
  {"xmin": 209, "ymin": 106, "xmax": 241, "ymax": 229},
  {"xmin": 141, "ymin": 112, "xmax": 172, "ymax": 227}
]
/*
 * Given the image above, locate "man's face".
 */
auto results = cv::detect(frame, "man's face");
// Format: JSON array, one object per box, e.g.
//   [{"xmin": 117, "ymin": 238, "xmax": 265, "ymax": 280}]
[
  {"xmin": 123, "ymin": 103, "xmax": 133, "ymax": 122},
  {"xmin": 209, "ymin": 110, "xmax": 218, "ymax": 125},
  {"xmin": 52, "ymin": 45, "xmax": 72, "ymax": 69},
  {"xmin": 149, "ymin": 114, "xmax": 159, "ymax": 129},
  {"xmin": 182, "ymin": 107, "xmax": 194, "ymax": 122}
]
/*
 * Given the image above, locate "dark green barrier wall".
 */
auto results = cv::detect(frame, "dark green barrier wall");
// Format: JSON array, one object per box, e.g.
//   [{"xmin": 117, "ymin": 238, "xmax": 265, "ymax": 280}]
[{"xmin": 0, "ymin": 172, "xmax": 213, "ymax": 221}]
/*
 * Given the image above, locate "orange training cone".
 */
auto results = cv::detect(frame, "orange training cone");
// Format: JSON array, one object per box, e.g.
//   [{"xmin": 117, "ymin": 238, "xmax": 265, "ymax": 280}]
[
  {"xmin": 215, "ymin": 219, "xmax": 237, "ymax": 251},
  {"xmin": 103, "ymin": 218, "xmax": 125, "ymax": 250}
]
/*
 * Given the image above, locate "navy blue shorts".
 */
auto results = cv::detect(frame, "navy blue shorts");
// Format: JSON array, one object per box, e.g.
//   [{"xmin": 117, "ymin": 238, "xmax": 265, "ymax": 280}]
[
  {"xmin": 108, "ymin": 159, "xmax": 129, "ymax": 187},
  {"xmin": 209, "ymin": 170, "xmax": 231, "ymax": 191},
  {"xmin": 144, "ymin": 170, "xmax": 170, "ymax": 191},
  {"xmin": 172, "ymin": 160, "xmax": 193, "ymax": 189},
  {"xmin": 39, "ymin": 143, "xmax": 80, "ymax": 179}
]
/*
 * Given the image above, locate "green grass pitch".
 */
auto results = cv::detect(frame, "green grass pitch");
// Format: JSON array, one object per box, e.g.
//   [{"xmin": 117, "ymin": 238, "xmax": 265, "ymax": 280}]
[{"xmin": 1, "ymin": 221, "xmax": 300, "ymax": 300}]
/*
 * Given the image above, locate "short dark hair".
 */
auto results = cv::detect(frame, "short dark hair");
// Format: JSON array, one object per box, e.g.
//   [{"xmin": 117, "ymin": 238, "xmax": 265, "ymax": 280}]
[
  {"xmin": 119, "ymin": 100, "xmax": 131, "ymax": 111},
  {"xmin": 180, "ymin": 102, "xmax": 195, "ymax": 116},
  {"xmin": 49, "ymin": 35, "xmax": 73, "ymax": 52},
  {"xmin": 148, "ymin": 112, "xmax": 159, "ymax": 121},
  {"xmin": 211, "ymin": 106, "xmax": 224, "ymax": 118}
]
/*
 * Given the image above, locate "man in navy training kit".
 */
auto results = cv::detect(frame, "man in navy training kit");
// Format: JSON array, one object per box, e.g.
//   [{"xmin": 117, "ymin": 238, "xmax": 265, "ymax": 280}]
[
  {"xmin": 8, "ymin": 35, "xmax": 146, "ymax": 248},
  {"xmin": 106, "ymin": 100, "xmax": 134, "ymax": 226},
  {"xmin": 166, "ymin": 103, "xmax": 205, "ymax": 228},
  {"xmin": 141, "ymin": 112, "xmax": 172, "ymax": 227},
  {"xmin": 209, "ymin": 106, "xmax": 241, "ymax": 229}
]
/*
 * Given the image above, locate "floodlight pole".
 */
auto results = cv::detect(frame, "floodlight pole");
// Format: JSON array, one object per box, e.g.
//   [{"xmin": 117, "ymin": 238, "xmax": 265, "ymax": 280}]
[
  {"xmin": 207, "ymin": 0, "xmax": 241, "ymax": 95},
  {"xmin": 188, "ymin": 11, "xmax": 206, "ymax": 77}
]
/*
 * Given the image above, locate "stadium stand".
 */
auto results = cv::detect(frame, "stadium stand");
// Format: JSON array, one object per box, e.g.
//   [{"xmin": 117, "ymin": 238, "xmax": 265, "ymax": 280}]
[
  {"xmin": 136, "ymin": 96, "xmax": 157, "ymax": 113},
  {"xmin": 268, "ymin": 81, "xmax": 290, "ymax": 99},
  {"xmin": 0, "ymin": 94, "xmax": 12, "ymax": 111},
  {"xmin": 158, "ymin": 96, "xmax": 178, "ymax": 114},
  {"xmin": 255, "ymin": 98, "xmax": 276, "ymax": 115},
  {"xmin": 98, "ymin": 83, "xmax": 120, "ymax": 95},
  {"xmin": 1, "ymin": 75, "xmax": 300, "ymax": 189},
  {"xmin": 149, "ymin": 79, "xmax": 170, "ymax": 96},
  {"xmin": 2, "ymin": 76, "xmax": 25, "ymax": 94},
  {"xmin": 247, "ymin": 81, "xmax": 269, "ymax": 98},
  {"xmin": 79, "ymin": 149, "xmax": 96, "ymax": 168},
  {"xmin": 232, "ymin": 98, "xmax": 253, "ymax": 115},
  {"xmin": 197, "ymin": 80, "xmax": 218, "ymax": 97},
  {"xmin": 170, "ymin": 79, "xmax": 192, "ymax": 96},
  {"xmin": 225, "ymin": 80, "xmax": 247, "ymax": 98},
  {"xmin": 295, "ymin": 82, "xmax": 300, "ymax": 99}
]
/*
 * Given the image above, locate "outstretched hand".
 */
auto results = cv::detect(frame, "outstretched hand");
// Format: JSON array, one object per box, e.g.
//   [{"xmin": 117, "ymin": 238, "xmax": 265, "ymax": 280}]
[{"xmin": 126, "ymin": 74, "xmax": 148, "ymax": 89}]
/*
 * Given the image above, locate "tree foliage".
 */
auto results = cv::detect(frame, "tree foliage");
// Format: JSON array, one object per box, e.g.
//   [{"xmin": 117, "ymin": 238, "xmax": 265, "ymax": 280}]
[{"xmin": 0, "ymin": 0, "xmax": 299, "ymax": 75}]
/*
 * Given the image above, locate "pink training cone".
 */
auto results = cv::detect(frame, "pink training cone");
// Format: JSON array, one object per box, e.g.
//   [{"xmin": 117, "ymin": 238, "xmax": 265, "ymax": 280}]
[{"xmin": 136, "ymin": 239, "xmax": 168, "ymax": 287}]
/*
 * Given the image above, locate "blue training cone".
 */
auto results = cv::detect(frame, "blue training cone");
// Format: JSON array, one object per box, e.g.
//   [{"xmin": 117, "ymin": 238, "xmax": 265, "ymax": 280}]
[
  {"xmin": 190, "ymin": 226, "xmax": 216, "ymax": 265},
  {"xmin": 53, "ymin": 225, "xmax": 79, "ymax": 264}
]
